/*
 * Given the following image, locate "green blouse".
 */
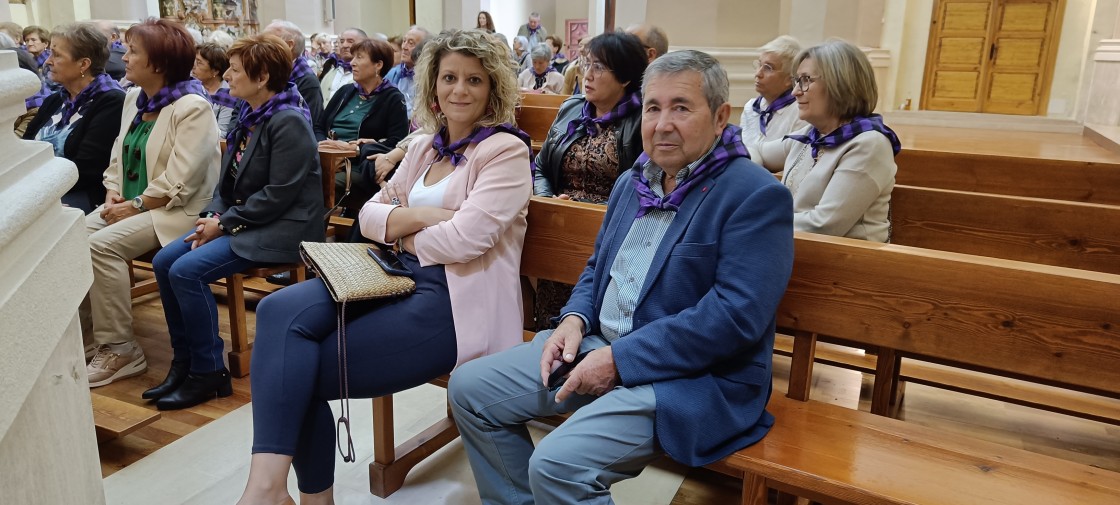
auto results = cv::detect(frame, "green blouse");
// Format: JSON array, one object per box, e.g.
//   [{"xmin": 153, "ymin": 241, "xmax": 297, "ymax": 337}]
[
  {"xmin": 329, "ymin": 93, "xmax": 373, "ymax": 141},
  {"xmin": 121, "ymin": 120, "xmax": 156, "ymax": 200}
]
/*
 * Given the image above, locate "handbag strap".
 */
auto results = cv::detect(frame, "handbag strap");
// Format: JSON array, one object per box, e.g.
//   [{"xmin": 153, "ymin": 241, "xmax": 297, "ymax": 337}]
[
  {"xmin": 322, "ymin": 157, "xmax": 353, "ymax": 222},
  {"xmin": 335, "ymin": 301, "xmax": 356, "ymax": 463}
]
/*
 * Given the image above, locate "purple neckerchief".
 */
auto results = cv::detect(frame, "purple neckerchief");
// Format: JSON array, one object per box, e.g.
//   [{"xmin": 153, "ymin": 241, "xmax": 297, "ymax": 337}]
[
  {"xmin": 562, "ymin": 91, "xmax": 641, "ymax": 144},
  {"xmin": 526, "ymin": 25, "xmax": 542, "ymax": 36},
  {"xmin": 111, "ymin": 40, "xmax": 124, "ymax": 51},
  {"xmin": 209, "ymin": 87, "xmax": 243, "ymax": 109},
  {"xmin": 35, "ymin": 49, "xmax": 50, "ymax": 68},
  {"xmin": 291, "ymin": 56, "xmax": 314, "ymax": 81},
  {"xmin": 25, "ymin": 80, "xmax": 52, "ymax": 109},
  {"xmin": 354, "ymin": 78, "xmax": 394, "ymax": 100},
  {"xmin": 133, "ymin": 78, "xmax": 208, "ymax": 126},
  {"xmin": 226, "ymin": 82, "xmax": 311, "ymax": 147},
  {"xmin": 394, "ymin": 62, "xmax": 415, "ymax": 80},
  {"xmin": 432, "ymin": 124, "xmax": 534, "ymax": 171},
  {"xmin": 631, "ymin": 124, "xmax": 749, "ymax": 218},
  {"xmin": 785, "ymin": 114, "xmax": 902, "ymax": 159},
  {"xmin": 58, "ymin": 72, "xmax": 123, "ymax": 127},
  {"xmin": 752, "ymin": 89, "xmax": 796, "ymax": 134},
  {"xmin": 532, "ymin": 67, "xmax": 557, "ymax": 90},
  {"xmin": 326, "ymin": 53, "xmax": 352, "ymax": 73}
]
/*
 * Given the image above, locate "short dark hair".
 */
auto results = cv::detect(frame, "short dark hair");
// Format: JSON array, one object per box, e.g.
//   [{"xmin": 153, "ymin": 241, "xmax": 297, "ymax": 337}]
[
  {"xmin": 588, "ymin": 31, "xmax": 647, "ymax": 94},
  {"xmin": 227, "ymin": 33, "xmax": 293, "ymax": 93},
  {"xmin": 196, "ymin": 42, "xmax": 230, "ymax": 75},
  {"xmin": 126, "ymin": 18, "xmax": 196, "ymax": 84},
  {"xmin": 350, "ymin": 38, "xmax": 395, "ymax": 78},
  {"xmin": 50, "ymin": 23, "xmax": 110, "ymax": 76}
]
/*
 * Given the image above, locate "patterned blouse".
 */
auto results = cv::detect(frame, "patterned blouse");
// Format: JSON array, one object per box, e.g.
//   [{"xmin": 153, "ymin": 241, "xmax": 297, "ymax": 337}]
[{"xmin": 559, "ymin": 126, "xmax": 620, "ymax": 204}]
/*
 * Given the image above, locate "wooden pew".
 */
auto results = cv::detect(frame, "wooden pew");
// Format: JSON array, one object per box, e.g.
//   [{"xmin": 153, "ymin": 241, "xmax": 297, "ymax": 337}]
[
  {"xmin": 729, "ymin": 233, "xmax": 1120, "ymax": 504},
  {"xmin": 515, "ymin": 105, "xmax": 560, "ymax": 154},
  {"xmin": 92, "ymin": 393, "xmax": 160, "ymax": 443},
  {"xmin": 891, "ymin": 185, "xmax": 1120, "ymax": 275},
  {"xmin": 520, "ymin": 93, "xmax": 571, "ymax": 108},
  {"xmin": 895, "ymin": 149, "xmax": 1120, "ymax": 205}
]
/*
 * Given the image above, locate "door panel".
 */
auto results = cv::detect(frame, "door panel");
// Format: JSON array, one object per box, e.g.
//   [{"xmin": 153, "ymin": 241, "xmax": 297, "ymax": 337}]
[
  {"xmin": 922, "ymin": 0, "xmax": 996, "ymax": 112},
  {"xmin": 982, "ymin": 0, "xmax": 1061, "ymax": 115}
]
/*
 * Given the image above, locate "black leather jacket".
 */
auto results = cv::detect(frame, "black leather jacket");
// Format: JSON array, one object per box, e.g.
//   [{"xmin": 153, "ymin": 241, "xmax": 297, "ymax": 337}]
[{"xmin": 533, "ymin": 95, "xmax": 643, "ymax": 197}]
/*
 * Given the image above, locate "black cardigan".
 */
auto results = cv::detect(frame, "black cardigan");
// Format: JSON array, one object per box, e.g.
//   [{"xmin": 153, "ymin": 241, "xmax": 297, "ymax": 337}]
[
  {"xmin": 315, "ymin": 84, "xmax": 408, "ymax": 148},
  {"xmin": 23, "ymin": 87, "xmax": 126, "ymax": 206}
]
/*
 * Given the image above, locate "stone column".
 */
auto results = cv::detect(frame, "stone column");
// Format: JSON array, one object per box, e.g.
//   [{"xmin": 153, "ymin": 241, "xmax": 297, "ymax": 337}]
[{"xmin": 0, "ymin": 50, "xmax": 104, "ymax": 505}]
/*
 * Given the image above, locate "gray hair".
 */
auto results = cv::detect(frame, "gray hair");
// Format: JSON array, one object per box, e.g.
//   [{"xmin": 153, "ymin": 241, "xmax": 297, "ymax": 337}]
[
  {"xmin": 759, "ymin": 35, "xmax": 800, "ymax": 74},
  {"xmin": 265, "ymin": 20, "xmax": 306, "ymax": 59},
  {"xmin": 342, "ymin": 27, "xmax": 368, "ymax": 39},
  {"xmin": 530, "ymin": 43, "xmax": 551, "ymax": 62},
  {"xmin": 529, "ymin": 12, "xmax": 541, "ymax": 20},
  {"xmin": 642, "ymin": 50, "xmax": 729, "ymax": 116},
  {"xmin": 50, "ymin": 22, "xmax": 111, "ymax": 75},
  {"xmin": 185, "ymin": 27, "xmax": 204, "ymax": 45},
  {"xmin": 206, "ymin": 29, "xmax": 235, "ymax": 49},
  {"xmin": 512, "ymin": 35, "xmax": 529, "ymax": 52},
  {"xmin": 408, "ymin": 25, "xmax": 431, "ymax": 38}
]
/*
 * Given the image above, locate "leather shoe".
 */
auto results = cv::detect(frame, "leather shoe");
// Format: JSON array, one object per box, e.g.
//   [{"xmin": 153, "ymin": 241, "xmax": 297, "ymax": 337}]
[
  {"xmin": 142, "ymin": 359, "xmax": 190, "ymax": 400},
  {"xmin": 155, "ymin": 369, "xmax": 233, "ymax": 410}
]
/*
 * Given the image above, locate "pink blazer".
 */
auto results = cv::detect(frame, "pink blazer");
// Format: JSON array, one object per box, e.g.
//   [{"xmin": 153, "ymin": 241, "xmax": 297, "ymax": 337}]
[{"xmin": 358, "ymin": 132, "xmax": 532, "ymax": 367}]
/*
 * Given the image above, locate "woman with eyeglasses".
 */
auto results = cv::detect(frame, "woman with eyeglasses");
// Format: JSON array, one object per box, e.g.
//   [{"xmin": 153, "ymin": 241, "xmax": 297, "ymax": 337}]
[
  {"xmin": 82, "ymin": 18, "xmax": 220, "ymax": 389},
  {"xmin": 739, "ymin": 35, "xmax": 807, "ymax": 148},
  {"xmin": 747, "ymin": 39, "xmax": 900, "ymax": 242},
  {"xmin": 530, "ymin": 31, "xmax": 647, "ymax": 331}
]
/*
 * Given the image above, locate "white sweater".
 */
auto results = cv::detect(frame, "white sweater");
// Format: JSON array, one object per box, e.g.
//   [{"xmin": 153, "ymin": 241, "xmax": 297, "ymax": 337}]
[{"xmin": 739, "ymin": 96, "xmax": 808, "ymax": 149}]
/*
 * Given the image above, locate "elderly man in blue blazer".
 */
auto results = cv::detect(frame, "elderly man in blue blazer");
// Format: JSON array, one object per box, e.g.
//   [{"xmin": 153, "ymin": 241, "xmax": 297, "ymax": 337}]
[{"xmin": 449, "ymin": 50, "xmax": 794, "ymax": 505}]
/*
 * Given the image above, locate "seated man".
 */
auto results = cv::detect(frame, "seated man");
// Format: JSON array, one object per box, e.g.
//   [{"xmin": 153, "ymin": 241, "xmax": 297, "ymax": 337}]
[{"xmin": 449, "ymin": 50, "xmax": 794, "ymax": 504}]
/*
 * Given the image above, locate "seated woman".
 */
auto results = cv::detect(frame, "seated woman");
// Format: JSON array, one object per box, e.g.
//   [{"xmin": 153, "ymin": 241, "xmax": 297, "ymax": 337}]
[
  {"xmin": 83, "ymin": 18, "xmax": 220, "ymax": 388},
  {"xmin": 739, "ymin": 35, "xmax": 807, "ymax": 148},
  {"xmin": 512, "ymin": 35, "xmax": 530, "ymax": 72},
  {"xmin": 748, "ymin": 39, "xmax": 900, "ymax": 242},
  {"xmin": 518, "ymin": 44, "xmax": 564, "ymax": 94},
  {"xmin": 23, "ymin": 22, "xmax": 125, "ymax": 213},
  {"xmin": 193, "ymin": 42, "xmax": 239, "ymax": 137},
  {"xmin": 531, "ymin": 31, "xmax": 647, "ymax": 330},
  {"xmin": 315, "ymin": 38, "xmax": 408, "ymax": 209},
  {"xmin": 148, "ymin": 34, "xmax": 324, "ymax": 411},
  {"xmin": 545, "ymin": 35, "xmax": 569, "ymax": 74},
  {"xmin": 234, "ymin": 28, "xmax": 532, "ymax": 505}
]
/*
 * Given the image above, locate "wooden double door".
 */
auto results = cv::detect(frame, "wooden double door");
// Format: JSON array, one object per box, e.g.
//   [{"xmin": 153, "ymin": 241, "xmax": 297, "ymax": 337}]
[{"xmin": 921, "ymin": 0, "xmax": 1065, "ymax": 115}]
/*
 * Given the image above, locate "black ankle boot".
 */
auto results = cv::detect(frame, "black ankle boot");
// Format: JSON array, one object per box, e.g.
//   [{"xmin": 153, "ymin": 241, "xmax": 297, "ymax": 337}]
[
  {"xmin": 142, "ymin": 359, "xmax": 190, "ymax": 400},
  {"xmin": 154, "ymin": 368, "xmax": 233, "ymax": 411}
]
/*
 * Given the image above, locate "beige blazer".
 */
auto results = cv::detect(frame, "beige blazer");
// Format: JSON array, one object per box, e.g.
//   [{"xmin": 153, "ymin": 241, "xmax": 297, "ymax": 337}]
[
  {"xmin": 103, "ymin": 87, "xmax": 221, "ymax": 246},
  {"xmin": 359, "ymin": 132, "xmax": 532, "ymax": 367}
]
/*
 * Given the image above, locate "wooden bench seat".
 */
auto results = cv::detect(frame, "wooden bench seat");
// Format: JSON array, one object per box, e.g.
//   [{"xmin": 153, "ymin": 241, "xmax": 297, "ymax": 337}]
[{"xmin": 92, "ymin": 393, "xmax": 160, "ymax": 443}]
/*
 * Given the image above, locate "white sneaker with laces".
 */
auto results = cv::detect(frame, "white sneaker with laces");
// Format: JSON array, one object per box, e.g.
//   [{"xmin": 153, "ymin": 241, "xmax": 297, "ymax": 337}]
[{"xmin": 87, "ymin": 343, "xmax": 148, "ymax": 388}]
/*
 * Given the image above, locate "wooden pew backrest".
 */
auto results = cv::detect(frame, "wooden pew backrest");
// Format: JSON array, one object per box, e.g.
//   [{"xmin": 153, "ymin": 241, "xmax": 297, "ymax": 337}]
[
  {"xmin": 522, "ymin": 197, "xmax": 605, "ymax": 284},
  {"xmin": 520, "ymin": 93, "xmax": 571, "ymax": 108}
]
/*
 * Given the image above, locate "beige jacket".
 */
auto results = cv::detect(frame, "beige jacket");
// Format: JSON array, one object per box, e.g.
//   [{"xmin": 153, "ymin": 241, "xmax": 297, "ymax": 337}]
[{"xmin": 103, "ymin": 87, "xmax": 221, "ymax": 246}]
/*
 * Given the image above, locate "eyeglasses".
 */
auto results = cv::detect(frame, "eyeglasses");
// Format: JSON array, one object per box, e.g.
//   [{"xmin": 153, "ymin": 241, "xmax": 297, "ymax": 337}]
[
  {"xmin": 581, "ymin": 60, "xmax": 610, "ymax": 77},
  {"xmin": 752, "ymin": 60, "xmax": 777, "ymax": 74},
  {"xmin": 792, "ymin": 75, "xmax": 822, "ymax": 93}
]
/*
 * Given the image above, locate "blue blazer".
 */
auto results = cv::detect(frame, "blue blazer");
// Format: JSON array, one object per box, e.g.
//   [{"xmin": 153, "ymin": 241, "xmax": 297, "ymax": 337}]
[{"xmin": 560, "ymin": 155, "xmax": 794, "ymax": 466}]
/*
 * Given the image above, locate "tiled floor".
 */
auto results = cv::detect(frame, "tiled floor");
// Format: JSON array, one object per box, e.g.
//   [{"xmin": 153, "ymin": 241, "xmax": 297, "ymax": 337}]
[{"xmin": 104, "ymin": 384, "xmax": 688, "ymax": 505}]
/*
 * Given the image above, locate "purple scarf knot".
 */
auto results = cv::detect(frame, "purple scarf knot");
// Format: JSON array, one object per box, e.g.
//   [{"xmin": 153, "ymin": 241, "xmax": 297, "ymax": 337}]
[
  {"xmin": 752, "ymin": 89, "xmax": 796, "ymax": 135},
  {"xmin": 291, "ymin": 56, "xmax": 314, "ymax": 81},
  {"xmin": 395, "ymin": 63, "xmax": 415, "ymax": 80},
  {"xmin": 35, "ymin": 49, "xmax": 51, "ymax": 68},
  {"xmin": 226, "ymin": 82, "xmax": 311, "ymax": 146},
  {"xmin": 209, "ymin": 87, "xmax": 243, "ymax": 109},
  {"xmin": 631, "ymin": 124, "xmax": 750, "ymax": 219},
  {"xmin": 326, "ymin": 53, "xmax": 352, "ymax": 73},
  {"xmin": 432, "ymin": 124, "xmax": 534, "ymax": 171},
  {"xmin": 58, "ymin": 72, "xmax": 123, "ymax": 127},
  {"xmin": 563, "ymin": 92, "xmax": 641, "ymax": 144},
  {"xmin": 111, "ymin": 40, "xmax": 124, "ymax": 51},
  {"xmin": 355, "ymin": 78, "xmax": 395, "ymax": 100},
  {"xmin": 133, "ymin": 78, "xmax": 208, "ymax": 125},
  {"xmin": 785, "ymin": 114, "xmax": 902, "ymax": 159}
]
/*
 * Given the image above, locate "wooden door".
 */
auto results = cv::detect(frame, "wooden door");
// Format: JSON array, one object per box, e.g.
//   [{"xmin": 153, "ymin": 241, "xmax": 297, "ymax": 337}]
[{"xmin": 921, "ymin": 0, "xmax": 1064, "ymax": 115}]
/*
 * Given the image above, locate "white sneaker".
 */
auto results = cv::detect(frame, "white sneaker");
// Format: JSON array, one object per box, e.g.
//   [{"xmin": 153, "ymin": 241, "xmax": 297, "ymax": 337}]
[
  {"xmin": 87, "ymin": 343, "xmax": 148, "ymax": 388},
  {"xmin": 84, "ymin": 344, "xmax": 97, "ymax": 362}
]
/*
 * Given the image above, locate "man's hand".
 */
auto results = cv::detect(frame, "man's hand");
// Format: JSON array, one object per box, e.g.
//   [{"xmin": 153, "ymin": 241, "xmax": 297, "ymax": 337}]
[
  {"xmin": 539, "ymin": 315, "xmax": 585, "ymax": 387},
  {"xmin": 554, "ymin": 346, "xmax": 620, "ymax": 403},
  {"xmin": 184, "ymin": 217, "xmax": 222, "ymax": 250}
]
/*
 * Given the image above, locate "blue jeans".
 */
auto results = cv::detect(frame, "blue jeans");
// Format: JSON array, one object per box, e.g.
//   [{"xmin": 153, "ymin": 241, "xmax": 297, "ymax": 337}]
[
  {"xmin": 249, "ymin": 253, "xmax": 457, "ymax": 494},
  {"xmin": 152, "ymin": 233, "xmax": 257, "ymax": 373}
]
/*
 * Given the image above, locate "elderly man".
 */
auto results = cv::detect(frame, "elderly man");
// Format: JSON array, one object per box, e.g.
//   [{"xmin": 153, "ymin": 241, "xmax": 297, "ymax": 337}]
[
  {"xmin": 384, "ymin": 25, "xmax": 430, "ymax": 118},
  {"xmin": 449, "ymin": 50, "xmax": 794, "ymax": 504},
  {"xmin": 264, "ymin": 20, "xmax": 325, "ymax": 127},
  {"xmin": 517, "ymin": 11, "xmax": 548, "ymax": 49},
  {"xmin": 319, "ymin": 27, "xmax": 366, "ymax": 102},
  {"xmin": 93, "ymin": 20, "xmax": 126, "ymax": 80},
  {"xmin": 625, "ymin": 23, "xmax": 669, "ymax": 63}
]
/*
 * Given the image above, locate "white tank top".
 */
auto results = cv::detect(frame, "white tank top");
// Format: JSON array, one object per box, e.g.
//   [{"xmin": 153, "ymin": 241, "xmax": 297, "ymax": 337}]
[{"xmin": 408, "ymin": 162, "xmax": 453, "ymax": 208}]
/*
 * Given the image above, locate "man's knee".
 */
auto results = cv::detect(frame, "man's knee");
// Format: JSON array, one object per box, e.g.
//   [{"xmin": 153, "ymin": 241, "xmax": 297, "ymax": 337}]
[
  {"xmin": 527, "ymin": 436, "xmax": 580, "ymax": 487},
  {"xmin": 447, "ymin": 356, "xmax": 493, "ymax": 413}
]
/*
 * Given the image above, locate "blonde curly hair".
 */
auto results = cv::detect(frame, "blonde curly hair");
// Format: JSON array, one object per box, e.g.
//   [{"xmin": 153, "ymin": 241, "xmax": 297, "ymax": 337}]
[{"xmin": 412, "ymin": 29, "xmax": 519, "ymax": 131}]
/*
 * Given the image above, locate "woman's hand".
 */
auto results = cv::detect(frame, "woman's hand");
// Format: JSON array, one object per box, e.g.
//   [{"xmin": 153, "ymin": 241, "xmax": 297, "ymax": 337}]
[
  {"xmin": 369, "ymin": 153, "xmax": 399, "ymax": 184},
  {"xmin": 556, "ymin": 194, "xmax": 572, "ymax": 200},
  {"xmin": 102, "ymin": 200, "xmax": 140, "ymax": 225},
  {"xmin": 383, "ymin": 181, "xmax": 408, "ymax": 208},
  {"xmin": 400, "ymin": 233, "xmax": 417, "ymax": 254},
  {"xmin": 184, "ymin": 217, "xmax": 223, "ymax": 250}
]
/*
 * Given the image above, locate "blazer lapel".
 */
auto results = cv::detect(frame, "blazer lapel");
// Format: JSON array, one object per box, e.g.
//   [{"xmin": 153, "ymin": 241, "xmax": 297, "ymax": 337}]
[{"xmin": 635, "ymin": 171, "xmax": 720, "ymax": 305}]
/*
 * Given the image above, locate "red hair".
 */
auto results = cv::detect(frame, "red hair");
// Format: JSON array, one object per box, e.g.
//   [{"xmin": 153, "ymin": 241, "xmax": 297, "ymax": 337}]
[{"xmin": 127, "ymin": 18, "xmax": 196, "ymax": 84}]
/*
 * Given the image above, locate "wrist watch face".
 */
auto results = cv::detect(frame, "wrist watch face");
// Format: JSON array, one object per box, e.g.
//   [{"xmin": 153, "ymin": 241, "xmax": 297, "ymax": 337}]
[{"xmin": 132, "ymin": 196, "xmax": 143, "ymax": 210}]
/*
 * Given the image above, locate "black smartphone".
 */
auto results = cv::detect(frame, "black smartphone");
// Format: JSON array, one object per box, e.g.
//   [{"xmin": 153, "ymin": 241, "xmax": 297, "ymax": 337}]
[
  {"xmin": 367, "ymin": 246, "xmax": 413, "ymax": 277},
  {"xmin": 547, "ymin": 350, "xmax": 591, "ymax": 389}
]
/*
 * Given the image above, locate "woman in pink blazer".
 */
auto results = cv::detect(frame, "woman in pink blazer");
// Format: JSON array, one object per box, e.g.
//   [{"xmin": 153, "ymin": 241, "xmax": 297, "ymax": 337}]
[{"xmin": 237, "ymin": 29, "xmax": 532, "ymax": 504}]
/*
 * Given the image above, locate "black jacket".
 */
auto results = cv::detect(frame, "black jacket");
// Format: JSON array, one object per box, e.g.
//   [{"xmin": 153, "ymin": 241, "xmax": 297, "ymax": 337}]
[
  {"xmin": 315, "ymin": 83, "xmax": 408, "ymax": 148},
  {"xmin": 23, "ymin": 87, "xmax": 126, "ymax": 209},
  {"xmin": 105, "ymin": 45, "xmax": 126, "ymax": 81},
  {"xmin": 533, "ymin": 95, "xmax": 643, "ymax": 196},
  {"xmin": 206, "ymin": 109, "xmax": 326, "ymax": 264},
  {"xmin": 293, "ymin": 70, "xmax": 324, "ymax": 129}
]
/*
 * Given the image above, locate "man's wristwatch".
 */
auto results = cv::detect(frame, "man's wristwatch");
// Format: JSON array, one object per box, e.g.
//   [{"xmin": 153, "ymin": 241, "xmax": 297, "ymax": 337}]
[{"xmin": 131, "ymin": 196, "xmax": 147, "ymax": 212}]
